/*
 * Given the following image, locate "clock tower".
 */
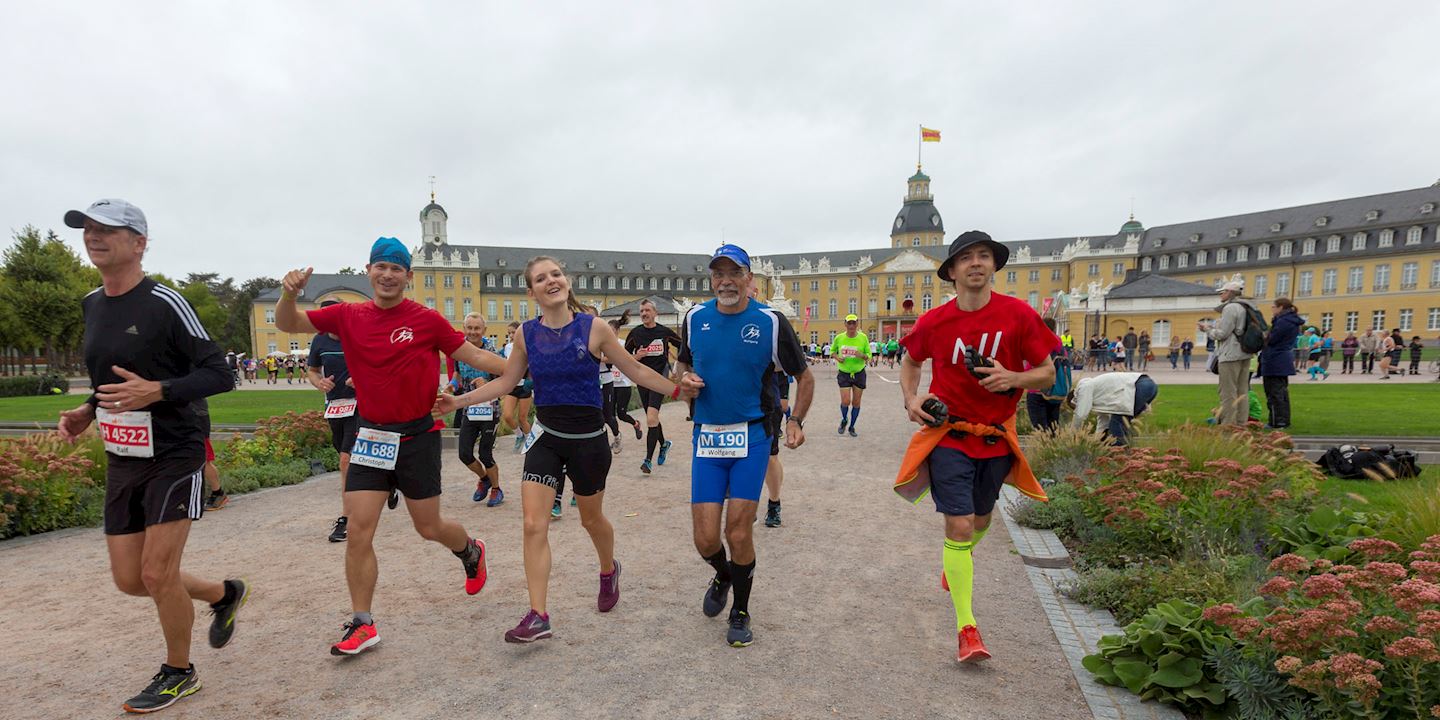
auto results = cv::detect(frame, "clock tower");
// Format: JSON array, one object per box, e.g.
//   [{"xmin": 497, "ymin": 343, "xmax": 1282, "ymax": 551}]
[
  {"xmin": 890, "ymin": 167, "xmax": 945, "ymax": 248},
  {"xmin": 419, "ymin": 188, "xmax": 448, "ymax": 247}
]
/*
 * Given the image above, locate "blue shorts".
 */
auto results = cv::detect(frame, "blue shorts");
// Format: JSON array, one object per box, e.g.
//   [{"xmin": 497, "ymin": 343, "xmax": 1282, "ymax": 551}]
[
  {"xmin": 691, "ymin": 422, "xmax": 771, "ymax": 504},
  {"xmin": 928, "ymin": 447, "xmax": 1011, "ymax": 517}
]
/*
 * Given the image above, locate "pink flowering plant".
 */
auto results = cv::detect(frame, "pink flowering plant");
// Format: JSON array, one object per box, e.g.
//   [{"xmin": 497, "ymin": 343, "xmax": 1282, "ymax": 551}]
[
  {"xmin": 1204, "ymin": 535, "xmax": 1440, "ymax": 717},
  {"xmin": 1072, "ymin": 427, "xmax": 1320, "ymax": 562},
  {"xmin": 0, "ymin": 433, "xmax": 105, "ymax": 539}
]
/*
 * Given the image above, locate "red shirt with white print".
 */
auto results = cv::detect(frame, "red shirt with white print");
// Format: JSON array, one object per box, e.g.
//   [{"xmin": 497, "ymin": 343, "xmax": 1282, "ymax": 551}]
[
  {"xmin": 308, "ymin": 300, "xmax": 464, "ymax": 425},
  {"xmin": 900, "ymin": 292, "xmax": 1058, "ymax": 458}
]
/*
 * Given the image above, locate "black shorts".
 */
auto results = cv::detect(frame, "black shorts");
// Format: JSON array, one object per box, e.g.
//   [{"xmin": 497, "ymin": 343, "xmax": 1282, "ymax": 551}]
[
  {"xmin": 767, "ymin": 412, "xmax": 782, "ymax": 456},
  {"xmin": 928, "ymin": 447, "xmax": 1011, "ymax": 518},
  {"xmin": 637, "ymin": 387, "xmax": 665, "ymax": 411},
  {"xmin": 523, "ymin": 431, "xmax": 612, "ymax": 497},
  {"xmin": 346, "ymin": 429, "xmax": 443, "ymax": 500},
  {"xmin": 774, "ymin": 373, "xmax": 790, "ymax": 401},
  {"xmin": 104, "ymin": 455, "xmax": 206, "ymax": 535},
  {"xmin": 837, "ymin": 368, "xmax": 867, "ymax": 389},
  {"xmin": 508, "ymin": 384, "xmax": 534, "ymax": 400},
  {"xmin": 328, "ymin": 415, "xmax": 358, "ymax": 454}
]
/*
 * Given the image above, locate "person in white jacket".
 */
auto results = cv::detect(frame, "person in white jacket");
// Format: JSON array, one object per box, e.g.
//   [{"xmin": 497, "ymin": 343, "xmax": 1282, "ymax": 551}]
[{"xmin": 1067, "ymin": 372, "xmax": 1158, "ymax": 445}]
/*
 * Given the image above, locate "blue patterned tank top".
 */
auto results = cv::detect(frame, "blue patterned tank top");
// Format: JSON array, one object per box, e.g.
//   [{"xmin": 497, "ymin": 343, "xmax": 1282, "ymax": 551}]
[{"xmin": 523, "ymin": 315, "xmax": 602, "ymax": 410}]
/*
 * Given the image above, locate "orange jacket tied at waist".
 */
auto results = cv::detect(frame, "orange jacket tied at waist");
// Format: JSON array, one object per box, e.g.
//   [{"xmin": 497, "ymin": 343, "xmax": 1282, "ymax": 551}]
[{"xmin": 893, "ymin": 415, "xmax": 1048, "ymax": 505}]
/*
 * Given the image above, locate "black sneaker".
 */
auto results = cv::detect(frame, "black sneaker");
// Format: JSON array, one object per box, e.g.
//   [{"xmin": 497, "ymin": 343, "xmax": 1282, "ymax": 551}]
[
  {"xmin": 847, "ymin": 427, "xmax": 857, "ymax": 437},
  {"xmin": 727, "ymin": 611, "xmax": 754, "ymax": 647},
  {"xmin": 387, "ymin": 488, "xmax": 400, "ymax": 509},
  {"xmin": 328, "ymin": 516, "xmax": 348, "ymax": 543},
  {"xmin": 702, "ymin": 577, "xmax": 731, "ymax": 618},
  {"xmin": 208, "ymin": 578, "xmax": 250, "ymax": 649},
  {"xmin": 764, "ymin": 503, "xmax": 781, "ymax": 528},
  {"xmin": 122, "ymin": 665, "xmax": 201, "ymax": 713},
  {"xmin": 837, "ymin": 420, "xmax": 847, "ymax": 434}
]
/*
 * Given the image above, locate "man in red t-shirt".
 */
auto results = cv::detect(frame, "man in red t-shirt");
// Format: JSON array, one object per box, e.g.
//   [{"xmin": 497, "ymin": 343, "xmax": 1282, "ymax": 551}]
[
  {"xmin": 275, "ymin": 237, "xmax": 506, "ymax": 657},
  {"xmin": 899, "ymin": 230, "xmax": 1057, "ymax": 664}
]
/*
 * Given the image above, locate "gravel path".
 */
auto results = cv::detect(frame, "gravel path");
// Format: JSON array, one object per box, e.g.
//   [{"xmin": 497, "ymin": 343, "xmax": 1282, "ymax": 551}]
[{"xmin": 0, "ymin": 365, "xmax": 1089, "ymax": 720}]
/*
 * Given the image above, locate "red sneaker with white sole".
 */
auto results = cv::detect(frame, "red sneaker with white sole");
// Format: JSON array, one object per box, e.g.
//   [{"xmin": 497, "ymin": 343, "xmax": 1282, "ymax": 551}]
[
  {"xmin": 957, "ymin": 625, "xmax": 991, "ymax": 663},
  {"xmin": 330, "ymin": 621, "xmax": 379, "ymax": 656},
  {"xmin": 463, "ymin": 538, "xmax": 487, "ymax": 596}
]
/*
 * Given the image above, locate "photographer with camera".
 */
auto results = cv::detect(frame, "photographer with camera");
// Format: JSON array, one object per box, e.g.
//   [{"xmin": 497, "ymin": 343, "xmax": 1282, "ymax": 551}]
[{"xmin": 895, "ymin": 231, "xmax": 1058, "ymax": 665}]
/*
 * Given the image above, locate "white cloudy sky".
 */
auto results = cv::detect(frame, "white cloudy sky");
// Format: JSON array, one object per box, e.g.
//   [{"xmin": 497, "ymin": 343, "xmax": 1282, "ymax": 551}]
[{"xmin": 3, "ymin": 1, "xmax": 1438, "ymax": 280}]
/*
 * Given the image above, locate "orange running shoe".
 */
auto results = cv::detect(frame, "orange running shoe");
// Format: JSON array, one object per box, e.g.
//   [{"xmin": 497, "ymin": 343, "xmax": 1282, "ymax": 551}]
[
  {"xmin": 462, "ymin": 538, "xmax": 487, "ymax": 595},
  {"xmin": 330, "ymin": 621, "xmax": 379, "ymax": 656},
  {"xmin": 957, "ymin": 625, "xmax": 991, "ymax": 663}
]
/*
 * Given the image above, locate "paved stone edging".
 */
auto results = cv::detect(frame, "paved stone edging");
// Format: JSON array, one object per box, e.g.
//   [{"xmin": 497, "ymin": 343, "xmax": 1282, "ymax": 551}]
[{"xmin": 999, "ymin": 485, "xmax": 1185, "ymax": 720}]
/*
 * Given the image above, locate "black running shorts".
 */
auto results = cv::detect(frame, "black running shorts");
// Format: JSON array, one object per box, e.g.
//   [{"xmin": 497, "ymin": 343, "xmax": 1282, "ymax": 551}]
[
  {"xmin": 328, "ymin": 415, "xmax": 358, "ymax": 454},
  {"xmin": 523, "ymin": 431, "xmax": 612, "ymax": 497},
  {"xmin": 346, "ymin": 429, "xmax": 443, "ymax": 500},
  {"xmin": 927, "ymin": 447, "xmax": 1011, "ymax": 518},
  {"xmin": 104, "ymin": 455, "xmax": 206, "ymax": 535},
  {"xmin": 837, "ymin": 369, "xmax": 867, "ymax": 389},
  {"xmin": 637, "ymin": 387, "xmax": 665, "ymax": 411}
]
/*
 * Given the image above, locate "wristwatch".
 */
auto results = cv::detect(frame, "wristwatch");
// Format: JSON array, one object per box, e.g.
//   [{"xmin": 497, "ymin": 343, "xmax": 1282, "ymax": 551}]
[
  {"xmin": 787, "ymin": 416, "xmax": 804, "ymax": 429},
  {"xmin": 160, "ymin": 379, "xmax": 174, "ymax": 402}
]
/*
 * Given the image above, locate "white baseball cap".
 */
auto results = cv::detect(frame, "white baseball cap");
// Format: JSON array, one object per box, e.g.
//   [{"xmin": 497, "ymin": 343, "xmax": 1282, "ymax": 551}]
[
  {"xmin": 1217, "ymin": 280, "xmax": 1244, "ymax": 294},
  {"xmin": 64, "ymin": 199, "xmax": 148, "ymax": 236}
]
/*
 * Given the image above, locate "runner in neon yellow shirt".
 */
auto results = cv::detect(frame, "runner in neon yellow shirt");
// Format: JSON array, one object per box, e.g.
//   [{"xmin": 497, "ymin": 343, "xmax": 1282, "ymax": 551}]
[{"xmin": 830, "ymin": 314, "xmax": 871, "ymax": 436}]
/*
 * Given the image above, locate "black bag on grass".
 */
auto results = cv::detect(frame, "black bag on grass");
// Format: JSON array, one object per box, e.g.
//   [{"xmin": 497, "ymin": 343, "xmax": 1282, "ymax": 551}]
[{"xmin": 1317, "ymin": 444, "xmax": 1421, "ymax": 480}]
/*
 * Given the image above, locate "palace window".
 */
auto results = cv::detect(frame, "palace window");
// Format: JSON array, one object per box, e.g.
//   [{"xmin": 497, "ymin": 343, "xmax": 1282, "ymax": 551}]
[
  {"xmin": 486, "ymin": 273, "xmax": 496, "ymax": 288},
  {"xmin": 1428, "ymin": 308, "xmax": 1440, "ymax": 331},
  {"xmin": 1379, "ymin": 229, "xmax": 1394, "ymax": 248},
  {"xmin": 1399, "ymin": 309, "xmax": 1413, "ymax": 331},
  {"xmin": 1406, "ymin": 227, "xmax": 1423, "ymax": 245},
  {"xmin": 1254, "ymin": 275, "xmax": 1268, "ymax": 299},
  {"xmin": 502, "ymin": 274, "xmax": 512, "ymax": 288},
  {"xmin": 462, "ymin": 275, "xmax": 472, "ymax": 289},
  {"xmin": 1159, "ymin": 255, "xmax": 1170, "ymax": 270},
  {"xmin": 443, "ymin": 275, "xmax": 453, "ymax": 289},
  {"xmin": 622, "ymin": 277, "xmax": 631, "ymax": 290},
  {"xmin": 1322, "ymin": 269, "xmax": 1337, "ymax": 295},
  {"xmin": 486, "ymin": 300, "xmax": 497, "ymax": 320},
  {"xmin": 1196, "ymin": 250, "xmax": 1208, "ymax": 267},
  {"xmin": 462, "ymin": 298, "xmax": 472, "ymax": 315},
  {"xmin": 1353, "ymin": 233, "xmax": 1367, "ymax": 251},
  {"xmin": 264, "ymin": 308, "xmax": 275, "ymax": 323},
  {"xmin": 848, "ymin": 298, "xmax": 857, "ymax": 315},
  {"xmin": 1243, "ymin": 245, "xmax": 1256, "ymax": 261},
  {"xmin": 1276, "ymin": 272, "xmax": 1291, "ymax": 297},
  {"xmin": 1298, "ymin": 271, "xmax": 1313, "ymax": 297},
  {"xmin": 1372, "ymin": 310, "xmax": 1385, "ymax": 331},
  {"xmin": 1374, "ymin": 264, "xmax": 1391, "ymax": 291},
  {"xmin": 1326, "ymin": 236, "xmax": 1340, "ymax": 253},
  {"xmin": 1432, "ymin": 260, "xmax": 1440, "ymax": 288},
  {"xmin": 828, "ymin": 299, "xmax": 837, "ymax": 318},
  {"xmin": 1141, "ymin": 257, "xmax": 1152, "ymax": 271},
  {"xmin": 1348, "ymin": 266, "xmax": 1364, "ymax": 293},
  {"xmin": 921, "ymin": 294, "xmax": 932, "ymax": 311},
  {"xmin": 1302, "ymin": 238, "xmax": 1316, "ymax": 255},
  {"xmin": 1280, "ymin": 241, "xmax": 1293, "ymax": 258},
  {"xmin": 1216, "ymin": 247, "xmax": 1228, "ymax": 264},
  {"xmin": 1176, "ymin": 253, "xmax": 1188, "ymax": 269},
  {"xmin": 1007, "ymin": 271, "xmax": 1017, "ymax": 283},
  {"xmin": 1088, "ymin": 263, "xmax": 1099, "ymax": 277},
  {"xmin": 424, "ymin": 275, "xmax": 435, "ymax": 288},
  {"xmin": 810, "ymin": 281, "xmax": 819, "ymax": 291},
  {"xmin": 1345, "ymin": 311, "xmax": 1357, "ymax": 332},
  {"xmin": 1028, "ymin": 270, "xmax": 1039, "ymax": 282},
  {"xmin": 578, "ymin": 276, "xmax": 588, "ymax": 290},
  {"xmin": 849, "ymin": 278, "xmax": 858, "ymax": 290},
  {"xmin": 829, "ymin": 279, "xmax": 838, "ymax": 291},
  {"xmin": 1401, "ymin": 262, "xmax": 1419, "ymax": 290},
  {"xmin": 1113, "ymin": 262, "xmax": 1124, "ymax": 275},
  {"xmin": 1320, "ymin": 313, "xmax": 1333, "ymax": 332},
  {"xmin": 1052, "ymin": 268, "xmax": 1063, "ymax": 280},
  {"xmin": 443, "ymin": 298, "xmax": 454, "ymax": 319}
]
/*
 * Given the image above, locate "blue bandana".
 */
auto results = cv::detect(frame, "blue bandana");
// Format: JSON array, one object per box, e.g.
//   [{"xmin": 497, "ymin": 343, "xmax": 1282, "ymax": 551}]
[{"xmin": 369, "ymin": 236, "xmax": 410, "ymax": 270}]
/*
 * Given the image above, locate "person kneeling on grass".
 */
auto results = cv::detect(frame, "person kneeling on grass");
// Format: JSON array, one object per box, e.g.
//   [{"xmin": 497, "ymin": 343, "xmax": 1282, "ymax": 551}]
[{"xmin": 1066, "ymin": 372, "xmax": 1158, "ymax": 446}]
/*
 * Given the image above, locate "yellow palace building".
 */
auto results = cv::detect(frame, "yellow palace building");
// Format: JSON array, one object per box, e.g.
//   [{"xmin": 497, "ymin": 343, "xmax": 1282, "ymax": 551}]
[{"xmin": 252, "ymin": 174, "xmax": 1440, "ymax": 355}]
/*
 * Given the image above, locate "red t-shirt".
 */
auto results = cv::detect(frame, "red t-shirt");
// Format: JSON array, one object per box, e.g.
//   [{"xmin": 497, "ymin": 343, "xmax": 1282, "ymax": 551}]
[
  {"xmin": 307, "ymin": 300, "xmax": 464, "ymax": 425},
  {"xmin": 900, "ymin": 293, "xmax": 1058, "ymax": 458}
]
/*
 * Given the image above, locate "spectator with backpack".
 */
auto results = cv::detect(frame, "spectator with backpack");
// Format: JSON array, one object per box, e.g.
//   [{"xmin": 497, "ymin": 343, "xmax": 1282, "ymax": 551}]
[
  {"xmin": 1025, "ymin": 318, "xmax": 1069, "ymax": 434},
  {"xmin": 1258, "ymin": 297, "xmax": 1304, "ymax": 430},
  {"xmin": 1199, "ymin": 280, "xmax": 1261, "ymax": 426},
  {"xmin": 1067, "ymin": 372, "xmax": 1158, "ymax": 446}
]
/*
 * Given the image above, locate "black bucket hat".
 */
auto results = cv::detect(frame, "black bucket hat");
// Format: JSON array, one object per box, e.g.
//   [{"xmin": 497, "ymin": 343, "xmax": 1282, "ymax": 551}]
[{"xmin": 938, "ymin": 230, "xmax": 1009, "ymax": 282}]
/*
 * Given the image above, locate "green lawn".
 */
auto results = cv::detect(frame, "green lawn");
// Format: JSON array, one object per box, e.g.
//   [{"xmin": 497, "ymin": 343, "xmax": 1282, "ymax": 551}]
[
  {"xmin": 1319, "ymin": 465, "xmax": 1440, "ymax": 516},
  {"xmin": 0, "ymin": 390, "xmax": 321, "ymax": 425},
  {"xmin": 1142, "ymin": 383, "xmax": 1440, "ymax": 437}
]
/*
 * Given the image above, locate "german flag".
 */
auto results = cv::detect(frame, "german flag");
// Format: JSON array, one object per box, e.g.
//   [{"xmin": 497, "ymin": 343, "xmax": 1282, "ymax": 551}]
[{"xmin": 920, "ymin": 127, "xmax": 941, "ymax": 142}]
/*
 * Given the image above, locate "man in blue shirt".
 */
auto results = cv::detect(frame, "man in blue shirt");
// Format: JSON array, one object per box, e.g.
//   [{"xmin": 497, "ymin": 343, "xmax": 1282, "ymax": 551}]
[{"xmin": 676, "ymin": 244, "xmax": 813, "ymax": 647}]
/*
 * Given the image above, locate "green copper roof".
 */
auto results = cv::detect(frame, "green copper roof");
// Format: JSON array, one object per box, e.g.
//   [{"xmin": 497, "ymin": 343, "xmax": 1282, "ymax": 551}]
[
  {"xmin": 1120, "ymin": 219, "xmax": 1144, "ymax": 233},
  {"xmin": 909, "ymin": 171, "xmax": 930, "ymax": 182}
]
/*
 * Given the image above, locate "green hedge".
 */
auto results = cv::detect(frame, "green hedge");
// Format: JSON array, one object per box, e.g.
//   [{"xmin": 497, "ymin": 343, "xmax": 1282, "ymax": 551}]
[{"xmin": 0, "ymin": 373, "xmax": 69, "ymax": 398}]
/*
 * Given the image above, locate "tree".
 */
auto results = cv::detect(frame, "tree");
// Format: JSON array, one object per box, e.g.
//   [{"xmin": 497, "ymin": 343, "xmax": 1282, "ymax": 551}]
[
  {"xmin": 0, "ymin": 227, "xmax": 93, "ymax": 372},
  {"xmin": 179, "ymin": 281, "xmax": 226, "ymax": 342},
  {"xmin": 337, "ymin": 266, "xmax": 361, "ymax": 275}
]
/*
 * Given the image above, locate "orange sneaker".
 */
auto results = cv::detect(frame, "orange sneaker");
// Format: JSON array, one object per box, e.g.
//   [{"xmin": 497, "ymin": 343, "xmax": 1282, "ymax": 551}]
[
  {"xmin": 462, "ymin": 538, "xmax": 487, "ymax": 596},
  {"xmin": 957, "ymin": 625, "xmax": 991, "ymax": 663},
  {"xmin": 330, "ymin": 621, "xmax": 379, "ymax": 656}
]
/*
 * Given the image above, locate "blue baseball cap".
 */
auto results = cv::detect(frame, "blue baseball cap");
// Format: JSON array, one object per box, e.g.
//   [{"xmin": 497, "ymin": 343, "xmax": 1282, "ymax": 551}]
[
  {"xmin": 709, "ymin": 243, "xmax": 751, "ymax": 271},
  {"xmin": 369, "ymin": 237, "xmax": 410, "ymax": 270}
]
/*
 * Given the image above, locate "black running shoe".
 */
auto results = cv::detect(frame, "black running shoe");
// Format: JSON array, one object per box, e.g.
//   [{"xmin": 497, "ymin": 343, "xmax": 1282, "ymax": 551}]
[
  {"xmin": 387, "ymin": 488, "xmax": 400, "ymax": 510},
  {"xmin": 847, "ymin": 427, "xmax": 857, "ymax": 437},
  {"xmin": 328, "ymin": 516, "xmax": 348, "ymax": 543},
  {"xmin": 702, "ymin": 577, "xmax": 731, "ymax": 617},
  {"xmin": 727, "ymin": 611, "xmax": 754, "ymax": 647},
  {"xmin": 764, "ymin": 503, "xmax": 781, "ymax": 528},
  {"xmin": 208, "ymin": 578, "xmax": 249, "ymax": 649},
  {"xmin": 122, "ymin": 665, "xmax": 200, "ymax": 713}
]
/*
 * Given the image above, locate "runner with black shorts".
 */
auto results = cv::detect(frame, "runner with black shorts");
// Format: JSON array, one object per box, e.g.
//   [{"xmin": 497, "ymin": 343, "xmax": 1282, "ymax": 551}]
[
  {"xmin": 448, "ymin": 313, "xmax": 504, "ymax": 507},
  {"xmin": 624, "ymin": 299, "xmax": 683, "ymax": 474},
  {"xmin": 897, "ymin": 231, "xmax": 1056, "ymax": 664},
  {"xmin": 307, "ymin": 301, "xmax": 359, "ymax": 542},
  {"xmin": 501, "ymin": 321, "xmax": 535, "ymax": 453},
  {"xmin": 276, "ymin": 237, "xmax": 506, "ymax": 657},
  {"xmin": 439, "ymin": 256, "xmax": 694, "ymax": 643},
  {"xmin": 831, "ymin": 314, "xmax": 871, "ymax": 437},
  {"xmin": 56, "ymin": 199, "xmax": 248, "ymax": 714},
  {"xmin": 676, "ymin": 244, "xmax": 813, "ymax": 647}
]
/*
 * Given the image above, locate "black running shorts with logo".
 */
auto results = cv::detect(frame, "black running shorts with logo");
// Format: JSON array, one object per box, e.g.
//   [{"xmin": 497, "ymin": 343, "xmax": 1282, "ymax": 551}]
[
  {"xmin": 104, "ymin": 455, "xmax": 206, "ymax": 535},
  {"xmin": 523, "ymin": 432, "xmax": 612, "ymax": 497},
  {"xmin": 837, "ymin": 369, "xmax": 867, "ymax": 389},
  {"xmin": 927, "ymin": 447, "xmax": 1012, "ymax": 517},
  {"xmin": 346, "ymin": 429, "xmax": 443, "ymax": 500},
  {"xmin": 328, "ymin": 415, "xmax": 359, "ymax": 454},
  {"xmin": 637, "ymin": 387, "xmax": 665, "ymax": 411}
]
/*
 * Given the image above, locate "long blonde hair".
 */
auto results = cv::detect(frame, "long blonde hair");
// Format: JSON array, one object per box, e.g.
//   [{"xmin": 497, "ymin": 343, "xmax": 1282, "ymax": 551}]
[{"xmin": 524, "ymin": 255, "xmax": 587, "ymax": 317}]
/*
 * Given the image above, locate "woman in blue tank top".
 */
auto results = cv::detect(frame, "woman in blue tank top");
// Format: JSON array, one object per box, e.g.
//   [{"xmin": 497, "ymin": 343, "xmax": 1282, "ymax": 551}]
[{"xmin": 439, "ymin": 256, "xmax": 695, "ymax": 644}]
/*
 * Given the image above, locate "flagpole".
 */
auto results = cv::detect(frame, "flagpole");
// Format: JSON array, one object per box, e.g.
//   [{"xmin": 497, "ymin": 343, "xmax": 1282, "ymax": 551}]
[{"xmin": 917, "ymin": 124, "xmax": 922, "ymax": 169}]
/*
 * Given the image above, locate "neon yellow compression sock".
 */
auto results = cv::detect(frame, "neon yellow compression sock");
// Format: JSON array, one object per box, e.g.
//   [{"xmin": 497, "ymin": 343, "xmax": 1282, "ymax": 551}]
[
  {"xmin": 943, "ymin": 539, "xmax": 976, "ymax": 630},
  {"xmin": 972, "ymin": 525, "xmax": 989, "ymax": 546}
]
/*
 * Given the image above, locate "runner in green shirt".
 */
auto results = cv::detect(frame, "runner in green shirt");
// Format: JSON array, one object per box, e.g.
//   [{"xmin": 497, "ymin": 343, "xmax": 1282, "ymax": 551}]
[{"xmin": 830, "ymin": 314, "xmax": 871, "ymax": 437}]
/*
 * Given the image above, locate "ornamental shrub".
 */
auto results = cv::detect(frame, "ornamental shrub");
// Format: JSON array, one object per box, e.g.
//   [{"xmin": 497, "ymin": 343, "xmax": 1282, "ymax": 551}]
[
  {"xmin": 0, "ymin": 434, "xmax": 105, "ymax": 539},
  {"xmin": 1082, "ymin": 599, "xmax": 1232, "ymax": 713},
  {"xmin": 1066, "ymin": 556, "xmax": 1265, "ymax": 626},
  {"xmin": 0, "ymin": 373, "xmax": 69, "ymax": 398},
  {"xmin": 1203, "ymin": 536, "xmax": 1440, "ymax": 718}
]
